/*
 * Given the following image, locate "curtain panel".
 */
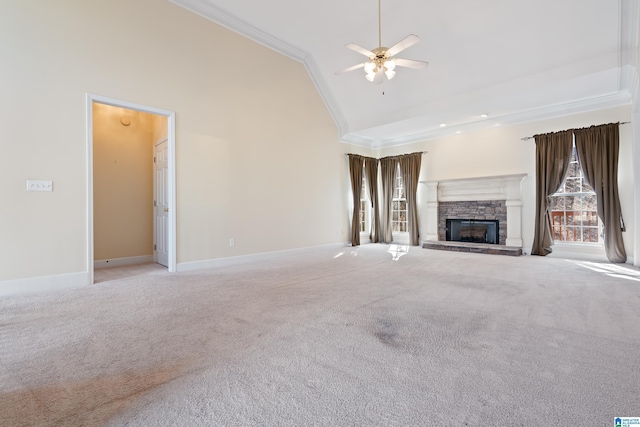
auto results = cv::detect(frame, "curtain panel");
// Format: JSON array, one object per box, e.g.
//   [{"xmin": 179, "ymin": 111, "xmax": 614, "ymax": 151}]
[
  {"xmin": 399, "ymin": 153, "xmax": 422, "ymax": 246},
  {"xmin": 348, "ymin": 155, "xmax": 364, "ymax": 246},
  {"xmin": 574, "ymin": 123, "xmax": 627, "ymax": 263},
  {"xmin": 379, "ymin": 157, "xmax": 398, "ymax": 243},
  {"xmin": 364, "ymin": 158, "xmax": 381, "ymax": 243},
  {"xmin": 531, "ymin": 130, "xmax": 573, "ymax": 256}
]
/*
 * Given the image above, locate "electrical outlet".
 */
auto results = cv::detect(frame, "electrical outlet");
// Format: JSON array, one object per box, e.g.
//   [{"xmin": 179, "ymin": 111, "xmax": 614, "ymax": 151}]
[
  {"xmin": 27, "ymin": 180, "xmax": 53, "ymax": 191},
  {"xmin": 229, "ymin": 238, "xmax": 235, "ymax": 247}
]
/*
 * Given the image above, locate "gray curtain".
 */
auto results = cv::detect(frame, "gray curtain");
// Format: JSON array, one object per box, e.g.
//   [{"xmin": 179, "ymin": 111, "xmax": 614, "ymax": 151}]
[
  {"xmin": 348, "ymin": 154, "xmax": 364, "ymax": 246},
  {"xmin": 364, "ymin": 158, "xmax": 381, "ymax": 243},
  {"xmin": 531, "ymin": 130, "xmax": 573, "ymax": 256},
  {"xmin": 574, "ymin": 123, "xmax": 627, "ymax": 263},
  {"xmin": 379, "ymin": 157, "xmax": 398, "ymax": 243},
  {"xmin": 399, "ymin": 153, "xmax": 422, "ymax": 246}
]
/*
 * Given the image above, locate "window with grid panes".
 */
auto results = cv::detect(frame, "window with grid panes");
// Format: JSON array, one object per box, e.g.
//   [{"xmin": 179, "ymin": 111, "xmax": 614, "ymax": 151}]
[
  {"xmin": 392, "ymin": 164, "xmax": 407, "ymax": 232},
  {"xmin": 548, "ymin": 142, "xmax": 601, "ymax": 243},
  {"xmin": 359, "ymin": 172, "xmax": 367, "ymax": 232}
]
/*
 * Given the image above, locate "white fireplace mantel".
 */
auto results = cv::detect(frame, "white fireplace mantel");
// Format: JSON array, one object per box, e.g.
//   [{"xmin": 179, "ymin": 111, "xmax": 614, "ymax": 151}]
[{"xmin": 422, "ymin": 173, "xmax": 527, "ymax": 247}]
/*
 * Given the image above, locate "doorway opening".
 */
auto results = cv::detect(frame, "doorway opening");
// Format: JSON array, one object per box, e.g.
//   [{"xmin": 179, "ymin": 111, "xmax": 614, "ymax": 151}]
[{"xmin": 86, "ymin": 94, "xmax": 176, "ymax": 284}]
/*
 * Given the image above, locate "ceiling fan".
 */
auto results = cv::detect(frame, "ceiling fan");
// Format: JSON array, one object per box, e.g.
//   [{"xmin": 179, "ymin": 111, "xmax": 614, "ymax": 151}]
[{"xmin": 335, "ymin": 0, "xmax": 429, "ymax": 84}]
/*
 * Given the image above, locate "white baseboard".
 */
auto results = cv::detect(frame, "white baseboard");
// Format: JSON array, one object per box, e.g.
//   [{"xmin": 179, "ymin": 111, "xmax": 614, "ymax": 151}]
[
  {"xmin": 95, "ymin": 255, "xmax": 154, "ymax": 269},
  {"xmin": 177, "ymin": 242, "xmax": 348, "ymax": 272},
  {"xmin": 0, "ymin": 271, "xmax": 89, "ymax": 297}
]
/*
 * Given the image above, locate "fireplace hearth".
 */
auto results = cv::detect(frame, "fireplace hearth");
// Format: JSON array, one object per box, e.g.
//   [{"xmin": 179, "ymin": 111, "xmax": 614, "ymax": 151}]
[{"xmin": 446, "ymin": 219, "xmax": 499, "ymax": 245}]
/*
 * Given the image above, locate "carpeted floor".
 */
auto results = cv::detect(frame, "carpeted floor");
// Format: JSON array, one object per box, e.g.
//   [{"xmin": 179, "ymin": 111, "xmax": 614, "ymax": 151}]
[{"xmin": 1, "ymin": 244, "xmax": 639, "ymax": 426}]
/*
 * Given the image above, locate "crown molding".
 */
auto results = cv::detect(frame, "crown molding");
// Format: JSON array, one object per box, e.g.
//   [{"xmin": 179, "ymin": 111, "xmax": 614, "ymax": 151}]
[
  {"xmin": 303, "ymin": 56, "xmax": 349, "ymax": 136},
  {"xmin": 622, "ymin": 65, "xmax": 639, "ymax": 105},
  {"xmin": 339, "ymin": 133, "xmax": 377, "ymax": 148},
  {"xmin": 344, "ymin": 91, "xmax": 632, "ymax": 149},
  {"xmin": 169, "ymin": 0, "xmax": 348, "ymax": 136},
  {"xmin": 169, "ymin": 0, "xmax": 306, "ymax": 61}
]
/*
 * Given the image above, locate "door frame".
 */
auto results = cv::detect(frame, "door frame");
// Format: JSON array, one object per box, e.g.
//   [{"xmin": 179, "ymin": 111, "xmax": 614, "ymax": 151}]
[{"xmin": 86, "ymin": 94, "xmax": 177, "ymax": 284}]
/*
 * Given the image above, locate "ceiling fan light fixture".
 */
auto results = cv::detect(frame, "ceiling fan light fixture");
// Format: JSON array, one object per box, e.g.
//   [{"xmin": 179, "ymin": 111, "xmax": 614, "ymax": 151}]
[
  {"xmin": 385, "ymin": 69, "xmax": 395, "ymax": 80},
  {"xmin": 364, "ymin": 61, "xmax": 376, "ymax": 73},
  {"xmin": 365, "ymin": 72, "xmax": 376, "ymax": 82},
  {"xmin": 384, "ymin": 59, "xmax": 395, "ymax": 71}
]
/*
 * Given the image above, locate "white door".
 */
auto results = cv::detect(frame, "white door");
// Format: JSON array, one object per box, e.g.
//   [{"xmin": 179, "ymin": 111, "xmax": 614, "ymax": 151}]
[{"xmin": 154, "ymin": 139, "xmax": 169, "ymax": 267}]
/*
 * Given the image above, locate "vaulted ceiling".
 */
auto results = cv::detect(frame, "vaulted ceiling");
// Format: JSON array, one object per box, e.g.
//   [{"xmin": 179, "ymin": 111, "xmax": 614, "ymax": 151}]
[{"xmin": 171, "ymin": 0, "xmax": 637, "ymax": 148}]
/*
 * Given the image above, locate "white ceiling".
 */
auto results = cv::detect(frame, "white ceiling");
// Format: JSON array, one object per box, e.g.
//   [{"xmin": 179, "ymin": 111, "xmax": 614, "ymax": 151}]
[{"xmin": 171, "ymin": 0, "xmax": 637, "ymax": 148}]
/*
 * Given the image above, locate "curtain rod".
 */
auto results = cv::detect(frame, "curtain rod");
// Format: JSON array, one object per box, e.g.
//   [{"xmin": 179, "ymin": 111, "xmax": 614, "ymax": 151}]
[
  {"xmin": 344, "ymin": 151, "xmax": 427, "ymax": 157},
  {"xmin": 520, "ymin": 122, "xmax": 630, "ymax": 141}
]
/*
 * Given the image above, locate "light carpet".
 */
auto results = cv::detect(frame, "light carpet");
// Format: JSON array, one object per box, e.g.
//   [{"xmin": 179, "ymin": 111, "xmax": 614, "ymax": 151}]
[{"xmin": 1, "ymin": 244, "xmax": 639, "ymax": 426}]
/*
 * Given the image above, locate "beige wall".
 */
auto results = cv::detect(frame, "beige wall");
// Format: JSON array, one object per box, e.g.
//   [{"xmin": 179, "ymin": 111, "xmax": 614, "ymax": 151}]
[
  {"xmin": 93, "ymin": 104, "xmax": 165, "ymax": 261},
  {"xmin": 0, "ymin": 0, "xmax": 352, "ymax": 285},
  {"xmin": 152, "ymin": 113, "xmax": 168, "ymax": 144},
  {"xmin": 378, "ymin": 105, "xmax": 635, "ymax": 258}
]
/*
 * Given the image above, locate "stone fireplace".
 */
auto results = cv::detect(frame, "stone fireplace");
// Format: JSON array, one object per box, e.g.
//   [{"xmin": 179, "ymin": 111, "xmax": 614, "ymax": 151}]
[
  {"xmin": 423, "ymin": 174, "xmax": 527, "ymax": 247},
  {"xmin": 440, "ymin": 201, "xmax": 507, "ymax": 245}
]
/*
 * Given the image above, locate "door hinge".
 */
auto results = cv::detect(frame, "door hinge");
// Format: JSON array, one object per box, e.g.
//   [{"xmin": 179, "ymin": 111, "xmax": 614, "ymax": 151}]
[
  {"xmin": 154, "ymin": 244, "xmax": 157, "ymax": 250},
  {"xmin": 153, "ymin": 156, "xmax": 156, "ymax": 163},
  {"xmin": 154, "ymin": 200, "xmax": 157, "ymax": 207}
]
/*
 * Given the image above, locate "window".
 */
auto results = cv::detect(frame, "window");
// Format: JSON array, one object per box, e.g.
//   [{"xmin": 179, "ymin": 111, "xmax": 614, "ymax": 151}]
[
  {"xmin": 359, "ymin": 172, "xmax": 367, "ymax": 232},
  {"xmin": 392, "ymin": 164, "xmax": 407, "ymax": 232},
  {"xmin": 548, "ymin": 143, "xmax": 601, "ymax": 243}
]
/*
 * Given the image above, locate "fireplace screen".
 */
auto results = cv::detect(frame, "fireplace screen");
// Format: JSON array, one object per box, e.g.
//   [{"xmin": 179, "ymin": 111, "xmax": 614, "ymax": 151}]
[{"xmin": 446, "ymin": 219, "xmax": 499, "ymax": 244}]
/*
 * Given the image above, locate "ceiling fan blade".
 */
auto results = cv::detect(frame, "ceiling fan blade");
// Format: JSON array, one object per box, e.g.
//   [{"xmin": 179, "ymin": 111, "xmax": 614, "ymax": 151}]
[
  {"xmin": 386, "ymin": 34, "xmax": 420, "ymax": 57},
  {"xmin": 345, "ymin": 43, "xmax": 375, "ymax": 58},
  {"xmin": 335, "ymin": 63, "xmax": 366, "ymax": 75},
  {"xmin": 394, "ymin": 58, "xmax": 429, "ymax": 69}
]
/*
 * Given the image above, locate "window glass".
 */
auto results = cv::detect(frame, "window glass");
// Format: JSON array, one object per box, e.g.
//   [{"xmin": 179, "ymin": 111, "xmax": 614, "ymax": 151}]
[
  {"xmin": 549, "ymin": 144, "xmax": 601, "ymax": 244},
  {"xmin": 392, "ymin": 164, "xmax": 407, "ymax": 232}
]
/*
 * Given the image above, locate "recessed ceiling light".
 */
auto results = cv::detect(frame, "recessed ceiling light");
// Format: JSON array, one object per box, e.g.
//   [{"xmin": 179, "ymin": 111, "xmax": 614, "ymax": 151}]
[
  {"xmin": 456, "ymin": 131, "xmax": 462, "ymax": 134},
  {"xmin": 480, "ymin": 114, "xmax": 489, "ymax": 118},
  {"xmin": 439, "ymin": 123, "xmax": 446, "ymax": 127}
]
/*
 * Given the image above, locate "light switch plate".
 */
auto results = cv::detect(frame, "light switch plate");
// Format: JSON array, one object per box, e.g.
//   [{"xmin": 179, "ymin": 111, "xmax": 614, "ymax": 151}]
[{"xmin": 27, "ymin": 180, "xmax": 53, "ymax": 191}]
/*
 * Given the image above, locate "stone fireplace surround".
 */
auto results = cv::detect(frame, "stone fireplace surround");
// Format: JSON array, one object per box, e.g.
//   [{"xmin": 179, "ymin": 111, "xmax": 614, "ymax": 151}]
[{"xmin": 424, "ymin": 174, "xmax": 527, "ymax": 247}]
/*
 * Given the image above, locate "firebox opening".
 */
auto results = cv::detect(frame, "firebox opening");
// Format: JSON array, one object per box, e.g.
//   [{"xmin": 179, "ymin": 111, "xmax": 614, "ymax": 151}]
[{"xmin": 446, "ymin": 219, "xmax": 499, "ymax": 245}]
